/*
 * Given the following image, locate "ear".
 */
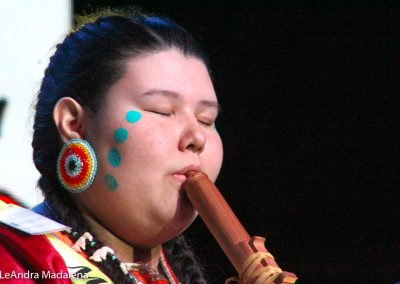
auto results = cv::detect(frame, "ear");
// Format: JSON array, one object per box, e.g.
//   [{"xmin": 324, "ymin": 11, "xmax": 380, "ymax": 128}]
[{"xmin": 53, "ymin": 97, "xmax": 85, "ymax": 143}]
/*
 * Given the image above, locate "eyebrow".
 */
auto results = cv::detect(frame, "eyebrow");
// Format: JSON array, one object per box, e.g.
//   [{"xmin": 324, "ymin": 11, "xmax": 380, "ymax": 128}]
[{"xmin": 140, "ymin": 89, "xmax": 222, "ymax": 113}]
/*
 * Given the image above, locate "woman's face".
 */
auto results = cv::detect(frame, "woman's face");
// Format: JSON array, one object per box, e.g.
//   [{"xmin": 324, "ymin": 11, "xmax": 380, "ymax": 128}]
[{"xmin": 78, "ymin": 49, "xmax": 223, "ymax": 248}]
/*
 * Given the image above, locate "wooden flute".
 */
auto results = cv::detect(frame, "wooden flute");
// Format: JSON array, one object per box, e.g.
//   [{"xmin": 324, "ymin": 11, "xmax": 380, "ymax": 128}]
[{"xmin": 183, "ymin": 171, "xmax": 297, "ymax": 284}]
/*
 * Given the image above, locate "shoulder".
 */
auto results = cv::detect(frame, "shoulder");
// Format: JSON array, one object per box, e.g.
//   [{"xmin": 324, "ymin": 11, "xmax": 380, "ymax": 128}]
[
  {"xmin": 0, "ymin": 225, "xmax": 70, "ymax": 278},
  {"xmin": 31, "ymin": 200, "xmax": 60, "ymax": 221},
  {"xmin": 0, "ymin": 196, "xmax": 71, "ymax": 283}
]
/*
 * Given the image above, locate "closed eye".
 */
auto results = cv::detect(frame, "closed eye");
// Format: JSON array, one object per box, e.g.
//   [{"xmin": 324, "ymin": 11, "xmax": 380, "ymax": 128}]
[
  {"xmin": 198, "ymin": 118, "xmax": 214, "ymax": 126},
  {"xmin": 150, "ymin": 110, "xmax": 173, "ymax": 117}
]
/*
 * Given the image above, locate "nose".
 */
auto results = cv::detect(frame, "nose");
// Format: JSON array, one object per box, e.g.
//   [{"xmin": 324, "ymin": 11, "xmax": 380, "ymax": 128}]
[{"xmin": 178, "ymin": 118, "xmax": 206, "ymax": 154}]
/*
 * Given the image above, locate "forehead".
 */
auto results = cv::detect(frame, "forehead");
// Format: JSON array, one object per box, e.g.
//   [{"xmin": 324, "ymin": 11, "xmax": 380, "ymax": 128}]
[{"xmin": 111, "ymin": 49, "xmax": 216, "ymax": 100}]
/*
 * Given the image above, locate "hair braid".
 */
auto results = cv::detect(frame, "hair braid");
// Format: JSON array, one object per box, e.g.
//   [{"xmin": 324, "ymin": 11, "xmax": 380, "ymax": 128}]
[
  {"xmin": 40, "ymin": 177, "xmax": 134, "ymax": 283},
  {"xmin": 164, "ymin": 235, "xmax": 208, "ymax": 284}
]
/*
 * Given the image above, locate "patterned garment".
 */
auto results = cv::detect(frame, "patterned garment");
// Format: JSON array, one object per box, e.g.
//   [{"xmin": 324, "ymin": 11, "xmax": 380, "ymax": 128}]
[{"xmin": 0, "ymin": 197, "xmax": 177, "ymax": 284}]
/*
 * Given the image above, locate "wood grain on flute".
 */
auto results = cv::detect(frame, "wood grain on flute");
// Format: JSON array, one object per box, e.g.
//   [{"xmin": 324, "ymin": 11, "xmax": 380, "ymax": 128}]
[{"xmin": 183, "ymin": 171, "xmax": 297, "ymax": 284}]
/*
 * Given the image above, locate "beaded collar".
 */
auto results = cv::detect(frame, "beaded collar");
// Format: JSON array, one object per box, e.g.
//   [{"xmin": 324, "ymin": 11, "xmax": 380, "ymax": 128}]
[{"xmin": 62, "ymin": 229, "xmax": 179, "ymax": 284}]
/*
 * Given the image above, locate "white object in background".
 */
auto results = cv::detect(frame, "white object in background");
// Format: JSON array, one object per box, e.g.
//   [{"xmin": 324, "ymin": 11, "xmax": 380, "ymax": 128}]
[
  {"xmin": 0, "ymin": 202, "xmax": 70, "ymax": 234},
  {"xmin": 0, "ymin": 0, "xmax": 72, "ymax": 207}
]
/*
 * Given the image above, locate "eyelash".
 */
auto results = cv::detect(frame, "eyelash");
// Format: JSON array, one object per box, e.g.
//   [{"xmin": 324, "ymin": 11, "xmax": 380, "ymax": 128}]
[
  {"xmin": 198, "ymin": 119, "xmax": 213, "ymax": 126},
  {"xmin": 151, "ymin": 111, "xmax": 173, "ymax": 117},
  {"xmin": 150, "ymin": 110, "xmax": 214, "ymax": 127}
]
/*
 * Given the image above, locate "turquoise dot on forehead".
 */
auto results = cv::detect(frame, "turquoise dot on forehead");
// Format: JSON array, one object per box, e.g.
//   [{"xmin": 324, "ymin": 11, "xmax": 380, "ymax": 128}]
[
  {"xmin": 126, "ymin": 110, "xmax": 141, "ymax": 123},
  {"xmin": 114, "ymin": 128, "xmax": 128, "ymax": 144},
  {"xmin": 104, "ymin": 174, "xmax": 118, "ymax": 191},
  {"xmin": 107, "ymin": 148, "xmax": 121, "ymax": 167}
]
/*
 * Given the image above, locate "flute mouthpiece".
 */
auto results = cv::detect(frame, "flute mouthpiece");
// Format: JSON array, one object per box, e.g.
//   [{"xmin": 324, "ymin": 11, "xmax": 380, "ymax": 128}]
[{"xmin": 185, "ymin": 170, "xmax": 198, "ymax": 178}]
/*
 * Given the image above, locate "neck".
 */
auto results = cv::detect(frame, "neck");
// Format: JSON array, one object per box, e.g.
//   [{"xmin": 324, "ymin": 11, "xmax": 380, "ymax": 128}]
[{"xmin": 81, "ymin": 211, "xmax": 162, "ymax": 272}]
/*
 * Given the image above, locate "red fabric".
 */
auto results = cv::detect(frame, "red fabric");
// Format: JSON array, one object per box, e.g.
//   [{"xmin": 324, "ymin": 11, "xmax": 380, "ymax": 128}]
[
  {"xmin": 0, "ymin": 225, "xmax": 71, "ymax": 284},
  {"xmin": 161, "ymin": 249, "xmax": 179, "ymax": 284},
  {"xmin": 0, "ymin": 195, "xmax": 20, "ymax": 206},
  {"xmin": 131, "ymin": 271, "xmax": 169, "ymax": 284},
  {"xmin": 0, "ymin": 196, "xmax": 177, "ymax": 283}
]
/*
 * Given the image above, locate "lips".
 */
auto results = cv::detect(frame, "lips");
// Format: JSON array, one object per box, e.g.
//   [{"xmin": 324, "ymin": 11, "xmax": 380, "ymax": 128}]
[
  {"xmin": 172, "ymin": 165, "xmax": 201, "ymax": 184},
  {"xmin": 172, "ymin": 173, "xmax": 187, "ymax": 183}
]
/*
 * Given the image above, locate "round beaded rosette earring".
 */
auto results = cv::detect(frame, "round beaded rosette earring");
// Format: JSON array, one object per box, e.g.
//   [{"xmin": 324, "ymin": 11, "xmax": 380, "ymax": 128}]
[{"xmin": 57, "ymin": 138, "xmax": 97, "ymax": 193}]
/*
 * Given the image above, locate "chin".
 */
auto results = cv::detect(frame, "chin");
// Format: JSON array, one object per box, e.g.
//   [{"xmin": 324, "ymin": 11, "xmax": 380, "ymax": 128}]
[
  {"xmin": 174, "ymin": 192, "xmax": 198, "ymax": 232},
  {"xmin": 146, "ymin": 209, "xmax": 198, "ymax": 247},
  {"xmin": 134, "ymin": 190, "xmax": 198, "ymax": 247}
]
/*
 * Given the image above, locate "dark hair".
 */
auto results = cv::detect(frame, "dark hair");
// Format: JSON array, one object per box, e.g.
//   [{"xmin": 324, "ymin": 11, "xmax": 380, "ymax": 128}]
[{"xmin": 32, "ymin": 14, "xmax": 209, "ymax": 283}]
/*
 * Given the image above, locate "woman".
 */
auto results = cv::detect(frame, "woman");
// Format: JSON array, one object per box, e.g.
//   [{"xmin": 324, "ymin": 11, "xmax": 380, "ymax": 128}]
[{"xmin": 0, "ymin": 13, "xmax": 223, "ymax": 283}]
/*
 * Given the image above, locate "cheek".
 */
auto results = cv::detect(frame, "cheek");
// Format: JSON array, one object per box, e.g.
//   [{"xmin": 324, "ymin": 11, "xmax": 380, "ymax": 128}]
[
  {"xmin": 101, "ymin": 109, "xmax": 145, "ymax": 192},
  {"xmin": 204, "ymin": 133, "xmax": 224, "ymax": 181}
]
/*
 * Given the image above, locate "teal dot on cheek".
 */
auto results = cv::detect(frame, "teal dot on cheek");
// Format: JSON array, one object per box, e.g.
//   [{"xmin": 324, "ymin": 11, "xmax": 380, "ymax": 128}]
[
  {"xmin": 126, "ymin": 110, "xmax": 142, "ymax": 123},
  {"xmin": 104, "ymin": 175, "xmax": 118, "ymax": 191},
  {"xmin": 114, "ymin": 128, "xmax": 128, "ymax": 144},
  {"xmin": 107, "ymin": 148, "xmax": 121, "ymax": 167}
]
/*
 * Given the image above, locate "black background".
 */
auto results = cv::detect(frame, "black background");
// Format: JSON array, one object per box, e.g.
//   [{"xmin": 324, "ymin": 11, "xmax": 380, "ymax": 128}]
[{"xmin": 74, "ymin": 1, "xmax": 399, "ymax": 283}]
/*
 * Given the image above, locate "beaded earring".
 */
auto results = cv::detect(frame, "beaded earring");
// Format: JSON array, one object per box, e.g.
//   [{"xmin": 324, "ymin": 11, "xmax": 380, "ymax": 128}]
[{"xmin": 57, "ymin": 138, "xmax": 97, "ymax": 193}]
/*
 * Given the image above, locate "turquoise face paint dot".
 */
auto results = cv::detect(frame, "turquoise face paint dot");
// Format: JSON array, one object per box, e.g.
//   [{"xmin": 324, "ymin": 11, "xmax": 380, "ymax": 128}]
[
  {"xmin": 126, "ymin": 110, "xmax": 142, "ymax": 123},
  {"xmin": 104, "ymin": 175, "xmax": 118, "ymax": 191},
  {"xmin": 107, "ymin": 148, "xmax": 121, "ymax": 167},
  {"xmin": 114, "ymin": 128, "xmax": 128, "ymax": 144}
]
